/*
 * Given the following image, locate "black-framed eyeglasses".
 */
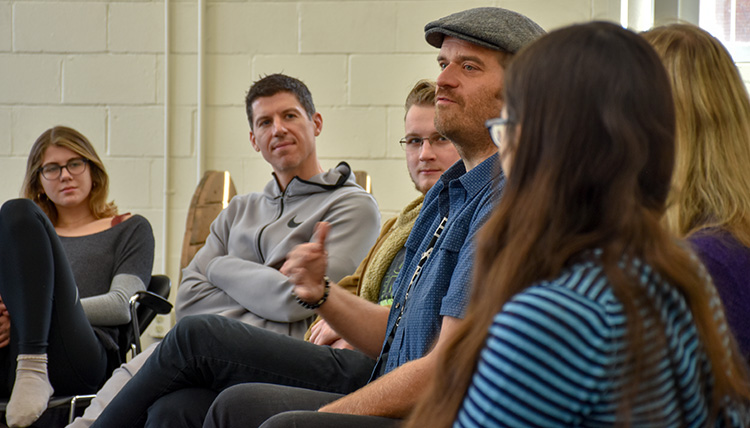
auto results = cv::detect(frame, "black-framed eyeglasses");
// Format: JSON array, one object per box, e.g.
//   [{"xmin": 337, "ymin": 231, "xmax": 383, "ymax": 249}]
[
  {"xmin": 399, "ymin": 134, "xmax": 451, "ymax": 152},
  {"xmin": 39, "ymin": 158, "xmax": 89, "ymax": 180},
  {"xmin": 485, "ymin": 117, "xmax": 511, "ymax": 148}
]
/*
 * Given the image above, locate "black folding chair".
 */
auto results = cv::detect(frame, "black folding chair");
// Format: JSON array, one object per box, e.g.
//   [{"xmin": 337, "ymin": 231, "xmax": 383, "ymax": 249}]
[{"xmin": 0, "ymin": 274, "xmax": 173, "ymax": 427}]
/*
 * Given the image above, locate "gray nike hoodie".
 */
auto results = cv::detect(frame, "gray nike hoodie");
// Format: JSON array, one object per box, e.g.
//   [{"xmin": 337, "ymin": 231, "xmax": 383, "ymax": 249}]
[{"xmin": 176, "ymin": 162, "xmax": 381, "ymax": 338}]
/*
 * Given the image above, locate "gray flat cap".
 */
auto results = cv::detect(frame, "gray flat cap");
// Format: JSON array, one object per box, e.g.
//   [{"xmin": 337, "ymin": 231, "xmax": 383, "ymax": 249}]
[{"xmin": 425, "ymin": 7, "xmax": 546, "ymax": 53}]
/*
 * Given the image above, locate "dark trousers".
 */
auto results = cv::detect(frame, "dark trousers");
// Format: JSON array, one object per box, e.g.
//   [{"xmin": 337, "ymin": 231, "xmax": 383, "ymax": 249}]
[
  {"xmin": 0, "ymin": 199, "xmax": 107, "ymax": 396},
  {"xmin": 91, "ymin": 314, "xmax": 377, "ymax": 428},
  {"xmin": 204, "ymin": 383, "xmax": 402, "ymax": 428}
]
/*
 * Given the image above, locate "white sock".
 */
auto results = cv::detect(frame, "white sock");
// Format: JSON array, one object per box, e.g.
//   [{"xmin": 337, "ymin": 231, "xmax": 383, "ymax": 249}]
[{"xmin": 5, "ymin": 354, "xmax": 54, "ymax": 428}]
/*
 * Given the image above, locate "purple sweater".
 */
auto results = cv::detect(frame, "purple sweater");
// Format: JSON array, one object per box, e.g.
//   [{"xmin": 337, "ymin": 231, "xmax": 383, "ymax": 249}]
[{"xmin": 689, "ymin": 229, "xmax": 750, "ymax": 362}]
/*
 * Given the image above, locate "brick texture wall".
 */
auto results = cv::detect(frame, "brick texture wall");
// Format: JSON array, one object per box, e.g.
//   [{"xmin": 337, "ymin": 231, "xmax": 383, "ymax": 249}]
[{"xmin": 4, "ymin": 0, "xmax": 744, "ymax": 319}]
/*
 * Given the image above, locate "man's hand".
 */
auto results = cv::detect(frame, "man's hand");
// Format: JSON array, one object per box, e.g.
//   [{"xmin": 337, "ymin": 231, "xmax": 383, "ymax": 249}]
[
  {"xmin": 309, "ymin": 319, "xmax": 354, "ymax": 350},
  {"xmin": 281, "ymin": 222, "xmax": 330, "ymax": 305},
  {"xmin": 0, "ymin": 295, "xmax": 11, "ymax": 348},
  {"xmin": 318, "ymin": 316, "xmax": 462, "ymax": 417},
  {"xmin": 284, "ymin": 221, "xmax": 389, "ymax": 357}
]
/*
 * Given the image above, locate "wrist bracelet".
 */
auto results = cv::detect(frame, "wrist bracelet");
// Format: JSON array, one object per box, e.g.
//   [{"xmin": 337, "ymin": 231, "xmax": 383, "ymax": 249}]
[{"xmin": 294, "ymin": 276, "xmax": 331, "ymax": 310}]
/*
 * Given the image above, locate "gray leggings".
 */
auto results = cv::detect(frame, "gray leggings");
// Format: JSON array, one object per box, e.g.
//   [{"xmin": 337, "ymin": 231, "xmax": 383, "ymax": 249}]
[{"xmin": 0, "ymin": 199, "xmax": 107, "ymax": 396}]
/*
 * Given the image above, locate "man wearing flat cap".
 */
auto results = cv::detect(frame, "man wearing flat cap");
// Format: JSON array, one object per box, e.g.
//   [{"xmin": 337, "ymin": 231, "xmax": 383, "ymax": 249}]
[{"xmin": 89, "ymin": 8, "xmax": 545, "ymax": 428}]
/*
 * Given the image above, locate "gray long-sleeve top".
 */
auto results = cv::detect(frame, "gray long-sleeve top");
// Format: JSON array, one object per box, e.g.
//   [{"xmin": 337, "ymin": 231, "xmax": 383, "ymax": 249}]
[{"xmin": 61, "ymin": 214, "xmax": 155, "ymax": 349}]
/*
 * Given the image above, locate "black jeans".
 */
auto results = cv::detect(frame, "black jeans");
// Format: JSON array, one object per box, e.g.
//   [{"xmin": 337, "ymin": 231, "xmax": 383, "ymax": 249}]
[
  {"xmin": 203, "ymin": 383, "xmax": 401, "ymax": 428},
  {"xmin": 91, "ymin": 314, "xmax": 377, "ymax": 427},
  {"xmin": 0, "ymin": 199, "xmax": 107, "ymax": 396}
]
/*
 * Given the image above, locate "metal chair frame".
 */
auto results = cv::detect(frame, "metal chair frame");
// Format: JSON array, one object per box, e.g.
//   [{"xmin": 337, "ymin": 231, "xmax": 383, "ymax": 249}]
[{"xmin": 0, "ymin": 275, "xmax": 172, "ymax": 426}]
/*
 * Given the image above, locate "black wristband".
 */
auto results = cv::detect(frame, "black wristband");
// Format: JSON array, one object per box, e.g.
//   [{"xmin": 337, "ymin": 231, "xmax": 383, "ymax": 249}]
[{"xmin": 294, "ymin": 276, "xmax": 330, "ymax": 310}]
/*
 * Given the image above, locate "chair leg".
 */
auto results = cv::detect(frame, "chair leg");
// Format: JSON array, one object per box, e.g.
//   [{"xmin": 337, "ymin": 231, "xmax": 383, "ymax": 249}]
[
  {"xmin": 129, "ymin": 295, "xmax": 142, "ymax": 356},
  {"xmin": 68, "ymin": 395, "xmax": 96, "ymax": 424}
]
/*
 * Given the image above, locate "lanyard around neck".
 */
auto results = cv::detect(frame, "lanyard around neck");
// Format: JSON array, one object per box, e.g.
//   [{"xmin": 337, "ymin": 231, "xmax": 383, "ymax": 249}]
[{"xmin": 393, "ymin": 216, "xmax": 448, "ymax": 328}]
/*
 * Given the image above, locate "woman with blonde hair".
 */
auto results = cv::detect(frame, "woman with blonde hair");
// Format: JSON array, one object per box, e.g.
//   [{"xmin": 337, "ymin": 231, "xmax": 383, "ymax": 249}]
[
  {"xmin": 0, "ymin": 126, "xmax": 154, "ymax": 427},
  {"xmin": 407, "ymin": 22, "xmax": 750, "ymax": 427},
  {"xmin": 642, "ymin": 23, "xmax": 750, "ymax": 361}
]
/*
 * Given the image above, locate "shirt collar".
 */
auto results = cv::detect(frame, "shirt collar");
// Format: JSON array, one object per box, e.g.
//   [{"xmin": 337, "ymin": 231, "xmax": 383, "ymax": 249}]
[{"xmin": 451, "ymin": 153, "xmax": 502, "ymax": 199}]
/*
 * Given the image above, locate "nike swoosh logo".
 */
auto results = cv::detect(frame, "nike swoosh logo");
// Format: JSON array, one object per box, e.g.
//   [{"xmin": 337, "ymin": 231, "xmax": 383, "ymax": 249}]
[{"xmin": 287, "ymin": 216, "xmax": 302, "ymax": 228}]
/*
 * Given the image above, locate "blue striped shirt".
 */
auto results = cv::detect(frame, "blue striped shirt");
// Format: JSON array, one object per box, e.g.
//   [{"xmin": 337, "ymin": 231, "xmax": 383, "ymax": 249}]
[{"xmin": 454, "ymin": 255, "xmax": 748, "ymax": 427}]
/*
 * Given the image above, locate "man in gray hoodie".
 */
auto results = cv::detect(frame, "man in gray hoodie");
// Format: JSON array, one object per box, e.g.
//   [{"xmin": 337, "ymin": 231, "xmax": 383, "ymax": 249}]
[
  {"xmin": 67, "ymin": 73, "xmax": 380, "ymax": 428},
  {"xmin": 175, "ymin": 74, "xmax": 381, "ymax": 338}
]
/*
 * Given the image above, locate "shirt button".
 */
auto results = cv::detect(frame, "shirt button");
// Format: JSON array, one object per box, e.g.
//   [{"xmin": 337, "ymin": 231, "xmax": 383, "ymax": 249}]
[{"xmin": 394, "ymin": 302, "xmax": 400, "ymax": 309}]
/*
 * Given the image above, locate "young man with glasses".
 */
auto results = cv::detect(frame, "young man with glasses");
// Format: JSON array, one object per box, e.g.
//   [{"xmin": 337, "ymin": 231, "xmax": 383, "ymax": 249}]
[
  {"xmin": 90, "ymin": 8, "xmax": 545, "ymax": 428},
  {"xmin": 306, "ymin": 79, "xmax": 460, "ymax": 350}
]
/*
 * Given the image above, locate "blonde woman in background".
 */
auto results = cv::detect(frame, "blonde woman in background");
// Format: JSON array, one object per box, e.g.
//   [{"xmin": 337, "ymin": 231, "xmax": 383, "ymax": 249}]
[
  {"xmin": 0, "ymin": 126, "xmax": 154, "ymax": 427},
  {"xmin": 643, "ymin": 24, "xmax": 750, "ymax": 362}
]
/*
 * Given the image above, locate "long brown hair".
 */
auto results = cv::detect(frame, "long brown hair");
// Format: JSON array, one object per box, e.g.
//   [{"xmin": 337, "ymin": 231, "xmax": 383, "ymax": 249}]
[
  {"xmin": 407, "ymin": 22, "xmax": 749, "ymax": 427},
  {"xmin": 643, "ymin": 24, "xmax": 750, "ymax": 247},
  {"xmin": 22, "ymin": 126, "xmax": 118, "ymax": 225}
]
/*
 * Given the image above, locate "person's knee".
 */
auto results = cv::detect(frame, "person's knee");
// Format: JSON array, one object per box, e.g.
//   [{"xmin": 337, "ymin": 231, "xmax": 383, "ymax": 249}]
[
  {"xmin": 167, "ymin": 315, "xmax": 260, "ymax": 358},
  {"xmin": 205, "ymin": 383, "xmax": 273, "ymax": 426},
  {"xmin": 165, "ymin": 315, "xmax": 223, "ymax": 351},
  {"xmin": 0, "ymin": 199, "xmax": 40, "ymax": 228},
  {"xmin": 171, "ymin": 314, "xmax": 223, "ymax": 338},
  {"xmin": 212, "ymin": 384, "xmax": 259, "ymax": 410},
  {"xmin": 205, "ymin": 384, "xmax": 321, "ymax": 428},
  {"xmin": 145, "ymin": 388, "xmax": 216, "ymax": 428},
  {"xmin": 259, "ymin": 411, "xmax": 305, "ymax": 428},
  {"xmin": 204, "ymin": 385, "xmax": 247, "ymax": 427}
]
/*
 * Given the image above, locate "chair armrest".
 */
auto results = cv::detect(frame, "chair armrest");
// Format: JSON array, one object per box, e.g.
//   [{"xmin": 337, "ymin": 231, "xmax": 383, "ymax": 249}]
[
  {"xmin": 128, "ymin": 291, "xmax": 173, "ymax": 355},
  {"xmin": 129, "ymin": 290, "xmax": 173, "ymax": 315}
]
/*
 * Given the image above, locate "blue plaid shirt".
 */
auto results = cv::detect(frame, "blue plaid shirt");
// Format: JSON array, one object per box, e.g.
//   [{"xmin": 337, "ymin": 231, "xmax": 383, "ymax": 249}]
[{"xmin": 372, "ymin": 153, "xmax": 504, "ymax": 378}]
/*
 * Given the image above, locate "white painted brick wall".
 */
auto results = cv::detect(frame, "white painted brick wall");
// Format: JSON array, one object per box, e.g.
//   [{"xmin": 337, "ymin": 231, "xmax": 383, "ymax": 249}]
[
  {"xmin": 0, "ymin": 157, "xmax": 26, "ymax": 200},
  {"xmin": 350, "ymin": 54, "xmax": 438, "ymax": 105},
  {"xmin": 109, "ymin": 3, "xmax": 165, "ymax": 54},
  {"xmin": 300, "ymin": 3, "xmax": 398, "ymax": 53},
  {"xmin": 395, "ymin": 1, "xmax": 493, "ymax": 53},
  {"xmin": 14, "ymin": 3, "xmax": 107, "ymax": 53},
  {"xmin": 7, "ymin": 0, "xmax": 696, "ymax": 336},
  {"xmin": 12, "ymin": 106, "xmax": 107, "ymax": 155},
  {"xmin": 0, "ymin": 108, "xmax": 10, "ymax": 155},
  {"xmin": 0, "ymin": 54, "xmax": 61, "ymax": 104},
  {"xmin": 503, "ymin": 0, "xmax": 594, "ymax": 30},
  {"xmin": 206, "ymin": 3, "xmax": 298, "ymax": 54},
  {"xmin": 169, "ymin": 3, "xmax": 198, "ymax": 55},
  {"xmin": 206, "ymin": 55, "xmax": 252, "ymax": 106},
  {"xmin": 167, "ymin": 54, "xmax": 198, "ymax": 106},
  {"xmin": 205, "ymin": 106, "xmax": 252, "ymax": 159},
  {"xmin": 316, "ymin": 106, "xmax": 389, "ymax": 159},
  {"xmin": 738, "ymin": 63, "xmax": 750, "ymax": 88},
  {"xmin": 347, "ymin": 158, "xmax": 420, "ymax": 217},
  {"xmin": 0, "ymin": 3, "xmax": 10, "ymax": 52},
  {"xmin": 240, "ymin": 157, "xmax": 274, "ymax": 196},
  {"xmin": 387, "ymin": 106, "xmax": 410, "ymax": 159},
  {"xmin": 107, "ymin": 158, "xmax": 153, "ymax": 208},
  {"xmin": 63, "ymin": 55, "xmax": 157, "ymax": 104},
  {"xmin": 252, "ymin": 55, "xmax": 349, "ymax": 106},
  {"xmin": 169, "ymin": 106, "xmax": 196, "ymax": 158},
  {"xmin": 109, "ymin": 106, "xmax": 165, "ymax": 157},
  {"xmin": 156, "ymin": 54, "xmax": 165, "ymax": 105},
  {"xmin": 159, "ymin": 156, "xmax": 197, "ymax": 211}
]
